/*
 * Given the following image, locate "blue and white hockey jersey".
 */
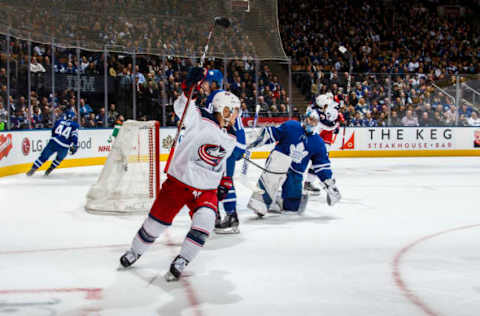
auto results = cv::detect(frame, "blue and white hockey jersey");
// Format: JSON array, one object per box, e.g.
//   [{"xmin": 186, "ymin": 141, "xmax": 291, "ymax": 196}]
[
  {"xmin": 264, "ymin": 120, "xmax": 332, "ymax": 181},
  {"xmin": 51, "ymin": 118, "xmax": 79, "ymax": 148}
]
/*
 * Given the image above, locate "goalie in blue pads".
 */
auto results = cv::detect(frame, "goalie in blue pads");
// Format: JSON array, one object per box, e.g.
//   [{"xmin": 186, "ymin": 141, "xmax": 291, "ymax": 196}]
[
  {"xmin": 246, "ymin": 110, "xmax": 341, "ymax": 216},
  {"xmin": 26, "ymin": 111, "xmax": 79, "ymax": 176}
]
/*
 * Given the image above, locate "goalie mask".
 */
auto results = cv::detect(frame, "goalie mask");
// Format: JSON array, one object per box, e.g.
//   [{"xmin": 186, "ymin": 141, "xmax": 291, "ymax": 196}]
[
  {"xmin": 211, "ymin": 91, "xmax": 240, "ymax": 122},
  {"xmin": 303, "ymin": 110, "xmax": 319, "ymax": 134}
]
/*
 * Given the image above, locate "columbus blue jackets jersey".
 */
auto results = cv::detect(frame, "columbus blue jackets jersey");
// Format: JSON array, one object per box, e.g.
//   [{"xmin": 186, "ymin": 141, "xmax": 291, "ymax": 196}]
[
  {"xmin": 51, "ymin": 118, "xmax": 79, "ymax": 148},
  {"xmin": 265, "ymin": 120, "xmax": 332, "ymax": 181}
]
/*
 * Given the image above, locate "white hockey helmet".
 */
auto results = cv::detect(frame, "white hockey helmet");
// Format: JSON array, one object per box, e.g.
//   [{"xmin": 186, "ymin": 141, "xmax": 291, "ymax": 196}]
[
  {"xmin": 211, "ymin": 91, "xmax": 240, "ymax": 120},
  {"xmin": 315, "ymin": 94, "xmax": 328, "ymax": 107}
]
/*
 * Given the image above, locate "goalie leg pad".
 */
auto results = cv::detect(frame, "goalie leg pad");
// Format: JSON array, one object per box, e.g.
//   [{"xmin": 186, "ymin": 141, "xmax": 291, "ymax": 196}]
[
  {"xmin": 258, "ymin": 150, "xmax": 291, "ymax": 202},
  {"xmin": 247, "ymin": 191, "xmax": 269, "ymax": 216}
]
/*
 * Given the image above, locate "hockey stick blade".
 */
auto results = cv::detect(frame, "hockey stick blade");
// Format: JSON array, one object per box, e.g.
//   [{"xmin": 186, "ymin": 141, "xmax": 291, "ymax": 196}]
[{"xmin": 215, "ymin": 17, "xmax": 231, "ymax": 28}]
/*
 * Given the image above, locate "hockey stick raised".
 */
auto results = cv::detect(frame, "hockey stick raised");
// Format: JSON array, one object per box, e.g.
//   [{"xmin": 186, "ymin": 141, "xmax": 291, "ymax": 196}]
[{"xmin": 164, "ymin": 17, "xmax": 231, "ymax": 174}]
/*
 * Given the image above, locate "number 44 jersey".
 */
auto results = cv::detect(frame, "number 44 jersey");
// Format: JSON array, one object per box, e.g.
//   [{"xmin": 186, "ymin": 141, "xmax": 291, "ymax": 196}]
[{"xmin": 52, "ymin": 118, "xmax": 79, "ymax": 148}]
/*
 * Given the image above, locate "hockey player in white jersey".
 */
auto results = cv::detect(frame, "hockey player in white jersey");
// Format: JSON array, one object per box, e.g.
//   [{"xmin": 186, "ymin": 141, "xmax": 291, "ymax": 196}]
[
  {"xmin": 120, "ymin": 67, "xmax": 238, "ymax": 281},
  {"xmin": 246, "ymin": 110, "xmax": 341, "ymax": 216},
  {"xmin": 304, "ymin": 93, "xmax": 343, "ymax": 194}
]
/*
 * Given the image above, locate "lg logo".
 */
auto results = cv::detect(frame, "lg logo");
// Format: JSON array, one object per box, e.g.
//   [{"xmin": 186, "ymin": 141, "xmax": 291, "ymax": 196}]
[{"xmin": 22, "ymin": 138, "xmax": 31, "ymax": 156}]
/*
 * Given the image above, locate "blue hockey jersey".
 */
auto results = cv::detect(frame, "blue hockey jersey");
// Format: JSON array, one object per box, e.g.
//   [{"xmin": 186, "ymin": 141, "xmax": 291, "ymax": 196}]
[
  {"xmin": 264, "ymin": 120, "xmax": 332, "ymax": 181},
  {"xmin": 51, "ymin": 118, "xmax": 79, "ymax": 148}
]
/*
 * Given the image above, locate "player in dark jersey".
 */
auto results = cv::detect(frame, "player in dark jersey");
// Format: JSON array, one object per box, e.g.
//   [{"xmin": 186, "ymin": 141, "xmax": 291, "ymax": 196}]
[{"xmin": 26, "ymin": 111, "xmax": 79, "ymax": 176}]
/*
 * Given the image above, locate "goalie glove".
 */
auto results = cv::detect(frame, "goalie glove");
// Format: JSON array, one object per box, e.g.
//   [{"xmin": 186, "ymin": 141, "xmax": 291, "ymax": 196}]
[
  {"xmin": 69, "ymin": 144, "xmax": 78, "ymax": 155},
  {"xmin": 217, "ymin": 176, "xmax": 233, "ymax": 201},
  {"xmin": 322, "ymin": 178, "xmax": 341, "ymax": 206},
  {"xmin": 246, "ymin": 127, "xmax": 270, "ymax": 150}
]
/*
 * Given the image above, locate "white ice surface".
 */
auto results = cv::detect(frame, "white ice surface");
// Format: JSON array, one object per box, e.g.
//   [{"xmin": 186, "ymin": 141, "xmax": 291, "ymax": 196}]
[{"xmin": 1, "ymin": 157, "xmax": 480, "ymax": 316}]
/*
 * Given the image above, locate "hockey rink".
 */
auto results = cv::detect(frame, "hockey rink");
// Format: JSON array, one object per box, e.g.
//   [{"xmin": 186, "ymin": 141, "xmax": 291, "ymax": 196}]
[{"xmin": 0, "ymin": 157, "xmax": 479, "ymax": 316}]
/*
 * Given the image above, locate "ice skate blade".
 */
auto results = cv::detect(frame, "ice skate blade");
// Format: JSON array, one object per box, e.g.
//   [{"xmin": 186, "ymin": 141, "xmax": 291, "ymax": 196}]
[{"xmin": 214, "ymin": 227, "xmax": 240, "ymax": 234}]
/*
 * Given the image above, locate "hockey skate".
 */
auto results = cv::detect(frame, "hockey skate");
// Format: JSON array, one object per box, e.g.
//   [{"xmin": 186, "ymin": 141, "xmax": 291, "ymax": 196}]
[
  {"xmin": 304, "ymin": 181, "xmax": 321, "ymax": 195},
  {"xmin": 119, "ymin": 249, "xmax": 141, "ymax": 268},
  {"xmin": 214, "ymin": 212, "xmax": 240, "ymax": 234},
  {"xmin": 215, "ymin": 211, "xmax": 222, "ymax": 229},
  {"xmin": 44, "ymin": 166, "xmax": 54, "ymax": 176},
  {"xmin": 26, "ymin": 168, "xmax": 36, "ymax": 177},
  {"xmin": 165, "ymin": 255, "xmax": 189, "ymax": 282}
]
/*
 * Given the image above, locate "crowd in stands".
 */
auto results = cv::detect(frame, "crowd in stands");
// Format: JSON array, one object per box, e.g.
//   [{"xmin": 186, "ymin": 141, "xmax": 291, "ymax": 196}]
[
  {"xmin": 1, "ymin": 0, "xmax": 480, "ymax": 131},
  {"xmin": 0, "ymin": 36, "xmax": 290, "ymax": 130},
  {"xmin": 279, "ymin": 0, "xmax": 480, "ymax": 127}
]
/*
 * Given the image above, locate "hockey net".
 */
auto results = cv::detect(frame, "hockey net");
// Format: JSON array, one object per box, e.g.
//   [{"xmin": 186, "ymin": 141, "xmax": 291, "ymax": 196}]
[{"xmin": 85, "ymin": 120, "xmax": 160, "ymax": 215}]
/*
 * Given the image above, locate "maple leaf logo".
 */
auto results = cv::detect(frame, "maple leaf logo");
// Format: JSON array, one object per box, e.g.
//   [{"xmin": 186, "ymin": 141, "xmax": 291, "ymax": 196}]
[{"xmin": 289, "ymin": 142, "xmax": 308, "ymax": 163}]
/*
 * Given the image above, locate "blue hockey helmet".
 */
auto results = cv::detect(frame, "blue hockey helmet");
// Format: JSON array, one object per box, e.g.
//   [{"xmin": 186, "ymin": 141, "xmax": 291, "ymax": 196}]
[
  {"xmin": 65, "ymin": 111, "xmax": 76, "ymax": 121},
  {"xmin": 205, "ymin": 69, "xmax": 223, "ymax": 88}
]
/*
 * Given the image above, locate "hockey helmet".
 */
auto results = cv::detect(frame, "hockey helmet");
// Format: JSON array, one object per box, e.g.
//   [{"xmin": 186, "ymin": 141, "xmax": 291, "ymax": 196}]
[
  {"xmin": 211, "ymin": 91, "xmax": 240, "ymax": 120},
  {"xmin": 315, "ymin": 94, "xmax": 328, "ymax": 108},
  {"xmin": 304, "ymin": 109, "xmax": 319, "ymax": 133},
  {"xmin": 205, "ymin": 69, "xmax": 223, "ymax": 88},
  {"xmin": 64, "ymin": 110, "xmax": 76, "ymax": 120}
]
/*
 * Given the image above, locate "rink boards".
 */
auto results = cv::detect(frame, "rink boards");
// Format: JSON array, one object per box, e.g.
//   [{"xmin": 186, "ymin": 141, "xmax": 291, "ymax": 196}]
[{"xmin": 1, "ymin": 126, "xmax": 479, "ymax": 177}]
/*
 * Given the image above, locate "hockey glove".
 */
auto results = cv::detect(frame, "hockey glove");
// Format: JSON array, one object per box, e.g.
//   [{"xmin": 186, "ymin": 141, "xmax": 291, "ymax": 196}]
[
  {"xmin": 322, "ymin": 178, "xmax": 341, "ymax": 206},
  {"xmin": 69, "ymin": 144, "xmax": 78, "ymax": 155},
  {"xmin": 246, "ymin": 127, "xmax": 270, "ymax": 150},
  {"xmin": 217, "ymin": 176, "xmax": 233, "ymax": 201},
  {"xmin": 182, "ymin": 67, "xmax": 205, "ymax": 94}
]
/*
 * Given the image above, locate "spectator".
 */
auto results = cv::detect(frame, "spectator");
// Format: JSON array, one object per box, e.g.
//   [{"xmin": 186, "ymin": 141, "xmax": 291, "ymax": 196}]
[
  {"xmin": 79, "ymin": 99, "xmax": 93, "ymax": 118},
  {"xmin": 401, "ymin": 110, "xmax": 419, "ymax": 127},
  {"xmin": 419, "ymin": 112, "xmax": 435, "ymax": 127},
  {"xmin": 467, "ymin": 112, "xmax": 480, "ymax": 126},
  {"xmin": 96, "ymin": 108, "xmax": 106, "ymax": 126},
  {"xmin": 364, "ymin": 112, "xmax": 377, "ymax": 127},
  {"xmin": 86, "ymin": 113, "xmax": 97, "ymax": 128},
  {"xmin": 108, "ymin": 103, "xmax": 119, "ymax": 126}
]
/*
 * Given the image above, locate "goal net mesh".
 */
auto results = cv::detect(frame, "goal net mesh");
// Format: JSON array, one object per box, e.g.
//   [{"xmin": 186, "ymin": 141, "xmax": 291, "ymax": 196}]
[
  {"xmin": 0, "ymin": 0, "xmax": 287, "ymax": 61},
  {"xmin": 85, "ymin": 120, "xmax": 159, "ymax": 214}
]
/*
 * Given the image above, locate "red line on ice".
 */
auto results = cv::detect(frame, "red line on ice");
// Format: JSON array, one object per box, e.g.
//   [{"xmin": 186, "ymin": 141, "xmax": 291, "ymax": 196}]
[{"xmin": 392, "ymin": 223, "xmax": 480, "ymax": 316}]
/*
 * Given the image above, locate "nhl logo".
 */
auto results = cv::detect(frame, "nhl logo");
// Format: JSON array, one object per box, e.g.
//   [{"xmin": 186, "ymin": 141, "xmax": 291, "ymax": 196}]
[
  {"xmin": 22, "ymin": 138, "xmax": 31, "ymax": 156},
  {"xmin": 162, "ymin": 135, "xmax": 174, "ymax": 149}
]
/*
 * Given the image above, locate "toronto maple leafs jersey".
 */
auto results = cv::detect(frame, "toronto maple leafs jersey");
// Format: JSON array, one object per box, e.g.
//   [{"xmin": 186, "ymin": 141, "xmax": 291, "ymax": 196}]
[
  {"xmin": 264, "ymin": 120, "xmax": 332, "ymax": 181},
  {"xmin": 169, "ymin": 93, "xmax": 236, "ymax": 190},
  {"xmin": 51, "ymin": 118, "xmax": 79, "ymax": 148}
]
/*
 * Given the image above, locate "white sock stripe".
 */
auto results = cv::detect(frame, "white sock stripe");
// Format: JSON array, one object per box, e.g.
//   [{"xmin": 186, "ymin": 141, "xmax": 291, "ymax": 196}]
[
  {"xmin": 34, "ymin": 160, "xmax": 42, "ymax": 168},
  {"xmin": 221, "ymin": 198, "xmax": 236, "ymax": 203},
  {"xmin": 314, "ymin": 167, "xmax": 331, "ymax": 172},
  {"xmin": 312, "ymin": 163, "xmax": 331, "ymax": 168}
]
